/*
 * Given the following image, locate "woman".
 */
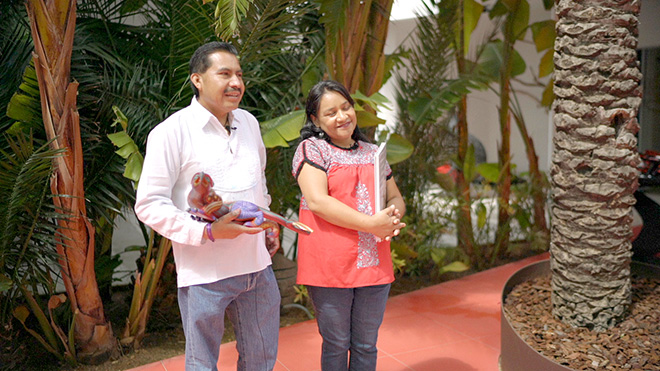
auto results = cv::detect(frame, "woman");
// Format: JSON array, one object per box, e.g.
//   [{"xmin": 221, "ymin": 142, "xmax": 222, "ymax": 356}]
[{"xmin": 291, "ymin": 80, "xmax": 406, "ymax": 370}]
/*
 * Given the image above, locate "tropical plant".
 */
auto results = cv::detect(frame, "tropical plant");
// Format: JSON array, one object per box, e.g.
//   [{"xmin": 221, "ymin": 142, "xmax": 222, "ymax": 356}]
[
  {"xmin": 392, "ymin": 0, "xmax": 493, "ymax": 269},
  {"xmin": 0, "ymin": 133, "xmax": 64, "ymax": 347},
  {"xmin": 393, "ymin": 0, "xmax": 556, "ymax": 270},
  {"xmin": 483, "ymin": 0, "xmax": 555, "ymax": 262},
  {"xmin": 22, "ymin": 0, "xmax": 117, "ymax": 362},
  {"xmin": 550, "ymin": 0, "xmax": 642, "ymax": 330}
]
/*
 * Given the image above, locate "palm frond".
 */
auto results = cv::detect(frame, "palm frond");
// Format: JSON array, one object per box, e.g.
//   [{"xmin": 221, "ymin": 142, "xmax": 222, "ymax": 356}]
[
  {"xmin": 213, "ymin": 0, "xmax": 255, "ymax": 40},
  {"xmin": 0, "ymin": 2, "xmax": 33, "ymax": 132},
  {"xmin": 236, "ymin": 0, "xmax": 322, "ymax": 120},
  {"xmin": 315, "ymin": 0, "xmax": 347, "ymax": 51},
  {"xmin": 0, "ymin": 132, "xmax": 65, "ymax": 322}
]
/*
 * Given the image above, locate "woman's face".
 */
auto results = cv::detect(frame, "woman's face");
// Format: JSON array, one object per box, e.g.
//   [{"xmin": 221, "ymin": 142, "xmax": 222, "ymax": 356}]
[{"xmin": 313, "ymin": 90, "xmax": 358, "ymax": 148}]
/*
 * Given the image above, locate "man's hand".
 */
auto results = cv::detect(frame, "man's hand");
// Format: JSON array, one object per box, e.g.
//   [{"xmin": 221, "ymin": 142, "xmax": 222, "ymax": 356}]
[
  {"xmin": 209, "ymin": 209, "xmax": 263, "ymax": 240},
  {"xmin": 266, "ymin": 226, "xmax": 281, "ymax": 257}
]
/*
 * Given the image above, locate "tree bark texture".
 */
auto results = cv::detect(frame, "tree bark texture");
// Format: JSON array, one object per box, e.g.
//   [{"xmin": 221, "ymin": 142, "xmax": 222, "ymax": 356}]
[
  {"xmin": 325, "ymin": 0, "xmax": 393, "ymax": 96},
  {"xmin": 26, "ymin": 0, "xmax": 116, "ymax": 362},
  {"xmin": 550, "ymin": 0, "xmax": 642, "ymax": 331}
]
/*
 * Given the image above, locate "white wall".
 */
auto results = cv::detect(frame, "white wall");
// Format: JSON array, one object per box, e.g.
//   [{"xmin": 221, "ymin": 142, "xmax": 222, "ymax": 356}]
[{"xmin": 111, "ymin": 208, "xmax": 146, "ymax": 285}]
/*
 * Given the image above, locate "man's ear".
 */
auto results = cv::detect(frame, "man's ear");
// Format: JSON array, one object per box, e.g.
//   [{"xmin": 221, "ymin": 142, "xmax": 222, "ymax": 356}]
[{"xmin": 190, "ymin": 73, "xmax": 201, "ymax": 90}]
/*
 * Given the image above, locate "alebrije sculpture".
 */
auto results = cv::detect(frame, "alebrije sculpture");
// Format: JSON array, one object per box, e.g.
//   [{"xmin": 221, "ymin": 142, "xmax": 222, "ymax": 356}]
[{"xmin": 187, "ymin": 172, "xmax": 313, "ymax": 236}]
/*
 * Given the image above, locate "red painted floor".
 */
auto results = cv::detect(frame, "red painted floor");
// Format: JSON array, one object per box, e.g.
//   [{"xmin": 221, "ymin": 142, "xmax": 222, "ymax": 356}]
[{"xmin": 126, "ymin": 253, "xmax": 549, "ymax": 371}]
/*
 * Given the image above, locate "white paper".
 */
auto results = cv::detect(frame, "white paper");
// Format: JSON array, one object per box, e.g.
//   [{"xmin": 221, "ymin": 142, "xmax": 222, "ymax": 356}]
[{"xmin": 374, "ymin": 142, "xmax": 388, "ymax": 211}]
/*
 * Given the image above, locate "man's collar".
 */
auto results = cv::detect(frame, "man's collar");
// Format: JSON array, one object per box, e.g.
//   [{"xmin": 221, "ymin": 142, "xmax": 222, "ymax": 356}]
[{"xmin": 190, "ymin": 97, "xmax": 235, "ymax": 128}]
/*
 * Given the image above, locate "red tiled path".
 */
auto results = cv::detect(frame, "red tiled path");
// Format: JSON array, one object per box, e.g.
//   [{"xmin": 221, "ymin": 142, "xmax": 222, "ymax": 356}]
[{"xmin": 127, "ymin": 252, "xmax": 549, "ymax": 371}]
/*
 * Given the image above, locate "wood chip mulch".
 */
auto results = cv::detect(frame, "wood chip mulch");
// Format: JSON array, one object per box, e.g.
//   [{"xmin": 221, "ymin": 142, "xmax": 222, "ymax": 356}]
[{"xmin": 503, "ymin": 274, "xmax": 660, "ymax": 370}]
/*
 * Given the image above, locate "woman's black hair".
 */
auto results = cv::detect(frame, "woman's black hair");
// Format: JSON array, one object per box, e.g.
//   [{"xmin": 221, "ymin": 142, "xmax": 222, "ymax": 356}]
[{"xmin": 300, "ymin": 80, "xmax": 370, "ymax": 144}]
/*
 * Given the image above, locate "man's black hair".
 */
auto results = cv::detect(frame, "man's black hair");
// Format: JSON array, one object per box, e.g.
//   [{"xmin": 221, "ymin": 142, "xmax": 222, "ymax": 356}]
[{"xmin": 189, "ymin": 42, "xmax": 239, "ymax": 97}]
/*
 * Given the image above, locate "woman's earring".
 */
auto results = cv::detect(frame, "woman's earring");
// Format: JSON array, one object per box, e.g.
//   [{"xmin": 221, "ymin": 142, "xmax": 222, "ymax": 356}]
[{"xmin": 319, "ymin": 131, "xmax": 325, "ymax": 138}]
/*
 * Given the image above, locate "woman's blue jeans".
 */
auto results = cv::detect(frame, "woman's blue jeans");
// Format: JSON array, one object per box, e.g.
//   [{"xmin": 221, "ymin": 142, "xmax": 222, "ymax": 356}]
[
  {"xmin": 178, "ymin": 266, "xmax": 280, "ymax": 371},
  {"xmin": 307, "ymin": 283, "xmax": 391, "ymax": 371}
]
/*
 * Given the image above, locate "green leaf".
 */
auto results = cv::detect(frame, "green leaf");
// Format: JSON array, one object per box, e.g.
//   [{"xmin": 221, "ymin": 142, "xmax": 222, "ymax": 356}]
[
  {"xmin": 542, "ymin": 0, "xmax": 554, "ymax": 10},
  {"xmin": 438, "ymin": 261, "xmax": 470, "ymax": 274},
  {"xmin": 385, "ymin": 133, "xmax": 413, "ymax": 165},
  {"xmin": 356, "ymin": 111, "xmax": 385, "ymax": 128},
  {"xmin": 212, "ymin": 0, "xmax": 255, "ymax": 40},
  {"xmin": 463, "ymin": 145, "xmax": 477, "ymax": 182},
  {"xmin": 463, "ymin": 0, "xmax": 485, "ymax": 56},
  {"xmin": 511, "ymin": 0, "xmax": 530, "ymax": 41},
  {"xmin": 436, "ymin": 172, "xmax": 456, "ymax": 192},
  {"xmin": 408, "ymin": 96, "xmax": 432, "ymax": 122},
  {"xmin": 6, "ymin": 60, "xmax": 41, "ymax": 125},
  {"xmin": 107, "ymin": 132, "xmax": 133, "ymax": 150},
  {"xmin": 115, "ymin": 141, "xmax": 140, "ymax": 160},
  {"xmin": 0, "ymin": 274, "xmax": 12, "ymax": 293},
  {"xmin": 124, "ymin": 153, "xmax": 144, "ymax": 183},
  {"xmin": 119, "ymin": 0, "xmax": 150, "ymax": 14},
  {"xmin": 531, "ymin": 20, "xmax": 556, "ymax": 52},
  {"xmin": 430, "ymin": 248, "xmax": 447, "ymax": 265},
  {"xmin": 514, "ymin": 206, "xmax": 531, "ymax": 229},
  {"xmin": 476, "ymin": 202, "xmax": 488, "ymax": 229},
  {"xmin": 13, "ymin": 306, "xmax": 29, "ymax": 323},
  {"xmin": 111, "ymin": 105, "xmax": 129, "ymax": 131},
  {"xmin": 476, "ymin": 162, "xmax": 500, "ymax": 183},
  {"xmin": 352, "ymin": 90, "xmax": 391, "ymax": 112},
  {"xmin": 478, "ymin": 40, "xmax": 526, "ymax": 80},
  {"xmin": 407, "ymin": 74, "xmax": 489, "ymax": 124},
  {"xmin": 490, "ymin": 0, "xmax": 508, "ymax": 18},
  {"xmin": 539, "ymin": 49, "xmax": 554, "ymax": 78},
  {"xmin": 261, "ymin": 110, "xmax": 306, "ymax": 148},
  {"xmin": 541, "ymin": 78, "xmax": 555, "ymax": 107},
  {"xmin": 7, "ymin": 94, "xmax": 40, "ymax": 123}
]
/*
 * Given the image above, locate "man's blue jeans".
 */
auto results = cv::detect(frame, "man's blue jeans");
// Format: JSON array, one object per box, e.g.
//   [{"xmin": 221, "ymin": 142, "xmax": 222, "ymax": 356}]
[
  {"xmin": 307, "ymin": 283, "xmax": 391, "ymax": 371},
  {"xmin": 178, "ymin": 266, "xmax": 280, "ymax": 371}
]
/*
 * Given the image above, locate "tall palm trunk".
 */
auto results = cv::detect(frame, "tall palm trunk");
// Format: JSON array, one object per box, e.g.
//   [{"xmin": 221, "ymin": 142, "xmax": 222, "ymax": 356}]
[
  {"xmin": 324, "ymin": 0, "xmax": 393, "ymax": 96},
  {"xmin": 550, "ymin": 0, "xmax": 641, "ymax": 331},
  {"xmin": 26, "ymin": 0, "xmax": 115, "ymax": 361},
  {"xmin": 454, "ymin": 0, "xmax": 477, "ymax": 267}
]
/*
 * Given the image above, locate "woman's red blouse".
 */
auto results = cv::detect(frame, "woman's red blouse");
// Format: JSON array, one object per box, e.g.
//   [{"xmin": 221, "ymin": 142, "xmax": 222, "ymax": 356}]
[{"xmin": 292, "ymin": 137, "xmax": 394, "ymax": 288}]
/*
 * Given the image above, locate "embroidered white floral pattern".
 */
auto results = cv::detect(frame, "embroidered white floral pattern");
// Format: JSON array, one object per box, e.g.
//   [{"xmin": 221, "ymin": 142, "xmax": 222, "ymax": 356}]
[{"xmin": 355, "ymin": 182, "xmax": 379, "ymax": 268}]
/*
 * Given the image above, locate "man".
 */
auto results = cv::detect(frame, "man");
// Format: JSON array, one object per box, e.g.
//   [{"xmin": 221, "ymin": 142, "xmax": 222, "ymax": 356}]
[{"xmin": 135, "ymin": 42, "xmax": 280, "ymax": 371}]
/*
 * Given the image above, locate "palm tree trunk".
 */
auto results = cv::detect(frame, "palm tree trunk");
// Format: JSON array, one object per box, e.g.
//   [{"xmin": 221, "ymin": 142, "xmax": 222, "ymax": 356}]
[
  {"xmin": 359, "ymin": 0, "xmax": 393, "ymax": 97},
  {"xmin": 493, "ymin": 5, "xmax": 517, "ymax": 264},
  {"xmin": 512, "ymin": 111, "xmax": 550, "ymax": 242},
  {"xmin": 550, "ymin": 0, "xmax": 641, "ymax": 331},
  {"xmin": 26, "ymin": 0, "xmax": 115, "ymax": 362},
  {"xmin": 454, "ymin": 0, "xmax": 477, "ymax": 267},
  {"xmin": 324, "ymin": 0, "xmax": 393, "ymax": 95}
]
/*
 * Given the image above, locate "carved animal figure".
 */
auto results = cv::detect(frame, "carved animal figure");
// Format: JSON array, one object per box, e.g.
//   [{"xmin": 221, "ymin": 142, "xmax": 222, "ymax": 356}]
[
  {"xmin": 187, "ymin": 172, "xmax": 313, "ymax": 236},
  {"xmin": 188, "ymin": 172, "xmax": 222, "ymax": 210}
]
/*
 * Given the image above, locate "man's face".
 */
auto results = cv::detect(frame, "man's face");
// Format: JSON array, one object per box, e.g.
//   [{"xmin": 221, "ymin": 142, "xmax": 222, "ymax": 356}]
[{"xmin": 191, "ymin": 51, "xmax": 245, "ymax": 121}]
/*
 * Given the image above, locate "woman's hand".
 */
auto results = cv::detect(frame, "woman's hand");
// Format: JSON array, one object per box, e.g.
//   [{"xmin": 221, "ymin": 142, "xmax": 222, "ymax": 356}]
[{"xmin": 369, "ymin": 205, "xmax": 406, "ymax": 241}]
